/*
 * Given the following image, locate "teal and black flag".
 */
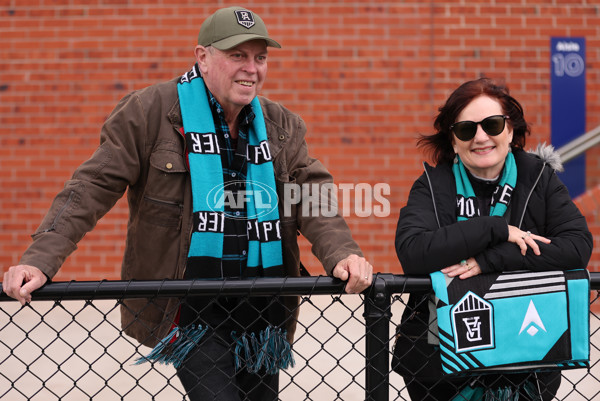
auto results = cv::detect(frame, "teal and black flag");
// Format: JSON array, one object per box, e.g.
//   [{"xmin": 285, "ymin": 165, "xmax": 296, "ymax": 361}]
[{"xmin": 430, "ymin": 270, "xmax": 590, "ymax": 375}]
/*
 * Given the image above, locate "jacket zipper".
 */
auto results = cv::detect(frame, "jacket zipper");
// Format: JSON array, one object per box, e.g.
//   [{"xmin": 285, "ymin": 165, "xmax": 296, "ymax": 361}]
[
  {"xmin": 423, "ymin": 162, "xmax": 442, "ymax": 229},
  {"xmin": 517, "ymin": 161, "xmax": 546, "ymax": 229},
  {"xmin": 42, "ymin": 191, "xmax": 75, "ymax": 233}
]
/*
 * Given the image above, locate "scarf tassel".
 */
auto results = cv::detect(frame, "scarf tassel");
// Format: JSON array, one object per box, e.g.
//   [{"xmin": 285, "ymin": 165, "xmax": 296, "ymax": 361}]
[
  {"xmin": 134, "ymin": 324, "xmax": 208, "ymax": 368},
  {"xmin": 483, "ymin": 380, "xmax": 541, "ymax": 401},
  {"xmin": 232, "ymin": 326, "xmax": 295, "ymax": 375},
  {"xmin": 485, "ymin": 387, "xmax": 515, "ymax": 401}
]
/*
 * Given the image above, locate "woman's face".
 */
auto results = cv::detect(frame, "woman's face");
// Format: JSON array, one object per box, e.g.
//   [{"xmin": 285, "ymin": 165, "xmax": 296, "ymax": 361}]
[{"xmin": 452, "ymin": 95, "xmax": 513, "ymax": 179}]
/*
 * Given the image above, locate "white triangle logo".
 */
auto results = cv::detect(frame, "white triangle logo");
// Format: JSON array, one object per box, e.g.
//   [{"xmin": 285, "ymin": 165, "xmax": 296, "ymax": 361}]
[{"xmin": 519, "ymin": 300, "xmax": 547, "ymax": 336}]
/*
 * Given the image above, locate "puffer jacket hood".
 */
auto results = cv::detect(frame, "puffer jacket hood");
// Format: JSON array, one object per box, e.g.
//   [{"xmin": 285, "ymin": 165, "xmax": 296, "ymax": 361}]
[{"xmin": 529, "ymin": 143, "xmax": 564, "ymax": 172}]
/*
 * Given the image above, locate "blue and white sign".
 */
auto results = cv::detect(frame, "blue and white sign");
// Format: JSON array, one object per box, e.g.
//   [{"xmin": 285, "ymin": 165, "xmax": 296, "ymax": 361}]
[{"xmin": 551, "ymin": 37, "xmax": 586, "ymax": 197}]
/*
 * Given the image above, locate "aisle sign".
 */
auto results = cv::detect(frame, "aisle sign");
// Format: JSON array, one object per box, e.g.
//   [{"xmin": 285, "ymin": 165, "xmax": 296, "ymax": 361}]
[{"xmin": 551, "ymin": 37, "xmax": 586, "ymax": 197}]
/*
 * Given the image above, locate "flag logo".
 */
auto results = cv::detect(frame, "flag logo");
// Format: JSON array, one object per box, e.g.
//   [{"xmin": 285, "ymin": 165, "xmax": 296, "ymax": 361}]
[
  {"xmin": 519, "ymin": 300, "xmax": 547, "ymax": 337},
  {"xmin": 451, "ymin": 291, "xmax": 495, "ymax": 353}
]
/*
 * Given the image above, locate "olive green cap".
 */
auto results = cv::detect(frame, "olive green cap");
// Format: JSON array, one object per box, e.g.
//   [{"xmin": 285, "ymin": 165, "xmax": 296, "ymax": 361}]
[{"xmin": 198, "ymin": 6, "xmax": 281, "ymax": 50}]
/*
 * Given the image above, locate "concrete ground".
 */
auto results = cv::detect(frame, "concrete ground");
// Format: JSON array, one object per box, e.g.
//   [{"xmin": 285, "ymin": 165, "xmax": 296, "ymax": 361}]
[{"xmin": 0, "ymin": 295, "xmax": 598, "ymax": 400}]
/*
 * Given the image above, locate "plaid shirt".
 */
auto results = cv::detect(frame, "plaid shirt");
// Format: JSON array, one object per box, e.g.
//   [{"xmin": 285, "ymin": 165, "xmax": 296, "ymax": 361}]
[{"xmin": 207, "ymin": 91, "xmax": 254, "ymax": 277}]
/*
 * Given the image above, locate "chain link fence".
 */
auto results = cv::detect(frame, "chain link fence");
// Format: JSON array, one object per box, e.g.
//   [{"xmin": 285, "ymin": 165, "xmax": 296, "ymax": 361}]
[{"xmin": 0, "ymin": 274, "xmax": 598, "ymax": 400}]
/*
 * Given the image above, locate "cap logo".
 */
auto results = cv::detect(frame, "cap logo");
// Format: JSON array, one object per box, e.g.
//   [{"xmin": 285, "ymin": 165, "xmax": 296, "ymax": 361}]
[{"xmin": 235, "ymin": 10, "xmax": 255, "ymax": 28}]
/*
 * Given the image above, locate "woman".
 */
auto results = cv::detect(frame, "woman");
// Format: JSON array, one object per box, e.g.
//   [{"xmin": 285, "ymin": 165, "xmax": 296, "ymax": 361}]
[{"xmin": 393, "ymin": 77, "xmax": 593, "ymax": 400}]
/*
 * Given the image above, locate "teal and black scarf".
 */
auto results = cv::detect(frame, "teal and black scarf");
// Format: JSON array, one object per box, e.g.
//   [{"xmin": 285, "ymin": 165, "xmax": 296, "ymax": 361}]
[
  {"xmin": 453, "ymin": 152, "xmax": 516, "ymax": 220},
  {"xmin": 180, "ymin": 65, "xmax": 283, "ymax": 272},
  {"xmin": 451, "ymin": 153, "xmax": 542, "ymax": 400},
  {"xmin": 136, "ymin": 65, "xmax": 293, "ymax": 374}
]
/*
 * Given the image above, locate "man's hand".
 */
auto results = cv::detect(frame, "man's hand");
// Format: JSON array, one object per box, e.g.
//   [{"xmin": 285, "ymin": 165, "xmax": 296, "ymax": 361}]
[
  {"xmin": 332, "ymin": 254, "xmax": 373, "ymax": 294},
  {"xmin": 2, "ymin": 265, "xmax": 47, "ymax": 305}
]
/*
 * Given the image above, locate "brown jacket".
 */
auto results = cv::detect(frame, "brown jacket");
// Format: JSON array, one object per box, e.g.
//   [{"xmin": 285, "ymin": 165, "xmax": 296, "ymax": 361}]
[{"xmin": 19, "ymin": 78, "xmax": 362, "ymax": 347}]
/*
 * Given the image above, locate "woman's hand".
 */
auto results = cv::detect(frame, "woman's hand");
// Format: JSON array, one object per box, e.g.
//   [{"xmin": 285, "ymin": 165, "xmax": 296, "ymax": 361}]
[
  {"xmin": 507, "ymin": 225, "xmax": 551, "ymax": 256},
  {"xmin": 439, "ymin": 227, "xmax": 551, "ymax": 280},
  {"xmin": 441, "ymin": 257, "xmax": 481, "ymax": 279}
]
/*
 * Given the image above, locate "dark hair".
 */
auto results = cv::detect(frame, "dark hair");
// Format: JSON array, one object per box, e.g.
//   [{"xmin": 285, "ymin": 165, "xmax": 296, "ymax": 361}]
[{"xmin": 418, "ymin": 77, "xmax": 530, "ymax": 165}]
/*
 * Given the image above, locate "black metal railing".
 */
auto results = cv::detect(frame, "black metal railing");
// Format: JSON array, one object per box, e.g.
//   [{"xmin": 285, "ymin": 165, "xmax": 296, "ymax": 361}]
[{"xmin": 0, "ymin": 273, "xmax": 598, "ymax": 400}]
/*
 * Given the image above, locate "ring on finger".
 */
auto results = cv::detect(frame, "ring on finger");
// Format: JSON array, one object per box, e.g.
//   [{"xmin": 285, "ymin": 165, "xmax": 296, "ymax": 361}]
[{"xmin": 526, "ymin": 231, "xmax": 531, "ymax": 237}]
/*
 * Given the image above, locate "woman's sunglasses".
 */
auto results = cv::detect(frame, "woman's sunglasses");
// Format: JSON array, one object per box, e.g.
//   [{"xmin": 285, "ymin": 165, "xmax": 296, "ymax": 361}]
[{"xmin": 450, "ymin": 115, "xmax": 510, "ymax": 141}]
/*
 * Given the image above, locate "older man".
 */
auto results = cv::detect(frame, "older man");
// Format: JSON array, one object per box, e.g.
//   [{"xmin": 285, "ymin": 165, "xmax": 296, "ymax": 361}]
[{"xmin": 2, "ymin": 6, "xmax": 372, "ymax": 400}]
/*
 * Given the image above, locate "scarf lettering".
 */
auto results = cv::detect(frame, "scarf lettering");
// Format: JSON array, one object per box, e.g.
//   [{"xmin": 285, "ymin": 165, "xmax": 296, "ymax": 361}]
[
  {"xmin": 246, "ymin": 140, "xmax": 272, "ymax": 164},
  {"xmin": 456, "ymin": 196, "xmax": 479, "ymax": 219},
  {"xmin": 193, "ymin": 211, "xmax": 225, "ymax": 233},
  {"xmin": 179, "ymin": 66, "xmax": 200, "ymax": 84},
  {"xmin": 247, "ymin": 219, "xmax": 282, "ymax": 242},
  {"xmin": 188, "ymin": 132, "xmax": 221, "ymax": 155},
  {"xmin": 491, "ymin": 183, "xmax": 514, "ymax": 207}
]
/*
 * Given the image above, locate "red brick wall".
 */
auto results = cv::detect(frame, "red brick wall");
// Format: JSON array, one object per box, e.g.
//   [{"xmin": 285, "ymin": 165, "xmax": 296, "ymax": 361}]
[
  {"xmin": 575, "ymin": 188, "xmax": 600, "ymax": 273},
  {"xmin": 1, "ymin": 1, "xmax": 599, "ymax": 280}
]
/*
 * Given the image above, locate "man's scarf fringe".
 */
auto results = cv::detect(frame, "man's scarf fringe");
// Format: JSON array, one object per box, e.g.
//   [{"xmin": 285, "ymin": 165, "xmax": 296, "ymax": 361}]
[
  {"xmin": 134, "ymin": 324, "xmax": 295, "ymax": 374},
  {"xmin": 232, "ymin": 326, "xmax": 295, "ymax": 374},
  {"xmin": 134, "ymin": 324, "xmax": 207, "ymax": 368}
]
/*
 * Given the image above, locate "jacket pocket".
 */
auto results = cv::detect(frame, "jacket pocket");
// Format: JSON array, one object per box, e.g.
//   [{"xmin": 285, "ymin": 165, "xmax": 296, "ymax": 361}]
[
  {"xmin": 144, "ymin": 142, "xmax": 188, "ymax": 205},
  {"xmin": 140, "ymin": 141, "xmax": 187, "ymax": 227},
  {"xmin": 140, "ymin": 196, "xmax": 183, "ymax": 228},
  {"xmin": 149, "ymin": 145, "xmax": 187, "ymax": 174},
  {"xmin": 124, "ymin": 196, "xmax": 184, "ymax": 280},
  {"xmin": 121, "ymin": 142, "xmax": 187, "ymax": 280}
]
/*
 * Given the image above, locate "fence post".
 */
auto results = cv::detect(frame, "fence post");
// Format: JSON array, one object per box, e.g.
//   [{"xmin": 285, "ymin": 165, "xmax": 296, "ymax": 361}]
[{"xmin": 364, "ymin": 274, "xmax": 393, "ymax": 401}]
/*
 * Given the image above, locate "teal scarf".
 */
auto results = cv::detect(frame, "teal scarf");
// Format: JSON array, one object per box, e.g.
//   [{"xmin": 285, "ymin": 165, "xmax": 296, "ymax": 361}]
[
  {"xmin": 135, "ymin": 65, "xmax": 293, "ymax": 373},
  {"xmin": 453, "ymin": 152, "xmax": 516, "ymax": 220},
  {"xmin": 451, "ymin": 152, "xmax": 540, "ymax": 400},
  {"xmin": 178, "ymin": 65, "xmax": 283, "ymax": 270}
]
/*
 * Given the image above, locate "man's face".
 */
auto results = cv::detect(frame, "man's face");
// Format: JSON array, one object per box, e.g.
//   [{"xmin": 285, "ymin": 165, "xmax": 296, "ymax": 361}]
[{"xmin": 196, "ymin": 40, "xmax": 268, "ymax": 118}]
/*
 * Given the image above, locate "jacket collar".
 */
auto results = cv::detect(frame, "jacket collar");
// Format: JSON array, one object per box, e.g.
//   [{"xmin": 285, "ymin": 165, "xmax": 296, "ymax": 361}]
[
  {"xmin": 258, "ymin": 96, "xmax": 285, "ymax": 160},
  {"xmin": 423, "ymin": 147, "xmax": 548, "ymax": 227}
]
